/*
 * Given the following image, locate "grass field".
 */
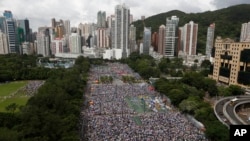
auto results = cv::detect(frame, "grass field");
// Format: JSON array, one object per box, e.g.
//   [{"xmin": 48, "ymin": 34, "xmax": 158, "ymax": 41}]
[
  {"xmin": 0, "ymin": 81, "xmax": 29, "ymax": 112},
  {"xmin": 125, "ymin": 96, "xmax": 150, "ymax": 113}
]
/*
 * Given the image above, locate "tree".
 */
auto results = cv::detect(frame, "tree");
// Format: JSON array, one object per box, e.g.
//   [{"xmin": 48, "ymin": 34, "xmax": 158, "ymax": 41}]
[
  {"xmin": 228, "ymin": 85, "xmax": 245, "ymax": 96},
  {"xmin": 179, "ymin": 96, "xmax": 201, "ymax": 114},
  {"xmin": 202, "ymin": 78, "xmax": 218, "ymax": 97},
  {"xmin": 167, "ymin": 89, "xmax": 188, "ymax": 106},
  {"xmin": 5, "ymin": 103, "xmax": 18, "ymax": 114},
  {"xmin": 201, "ymin": 60, "xmax": 211, "ymax": 68}
]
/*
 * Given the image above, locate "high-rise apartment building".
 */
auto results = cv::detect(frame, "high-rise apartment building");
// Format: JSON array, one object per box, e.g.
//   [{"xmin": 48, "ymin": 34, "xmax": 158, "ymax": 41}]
[
  {"xmin": 211, "ymin": 36, "xmax": 250, "ymax": 87},
  {"xmin": 51, "ymin": 38, "xmax": 66, "ymax": 55},
  {"xmin": 97, "ymin": 11, "xmax": 106, "ymax": 28},
  {"xmin": 165, "ymin": 16, "xmax": 179, "ymax": 57},
  {"xmin": 142, "ymin": 27, "xmax": 151, "ymax": 55},
  {"xmin": 180, "ymin": 21, "xmax": 198, "ymax": 55},
  {"xmin": 152, "ymin": 32, "xmax": 158, "ymax": 51},
  {"xmin": 55, "ymin": 24, "xmax": 64, "ymax": 38},
  {"xmin": 130, "ymin": 15, "xmax": 133, "ymax": 24},
  {"xmin": 69, "ymin": 33, "xmax": 81, "ymax": 53},
  {"xmin": 158, "ymin": 25, "xmax": 166, "ymax": 55},
  {"xmin": 112, "ymin": 4, "xmax": 130, "ymax": 59},
  {"xmin": 22, "ymin": 42, "xmax": 32, "ymax": 55},
  {"xmin": 97, "ymin": 28, "xmax": 107, "ymax": 48},
  {"xmin": 0, "ymin": 17, "xmax": 7, "ymax": 34},
  {"xmin": 129, "ymin": 24, "xmax": 136, "ymax": 53},
  {"xmin": 36, "ymin": 27, "xmax": 50, "ymax": 56},
  {"xmin": 0, "ymin": 30, "xmax": 9, "ymax": 54},
  {"xmin": 205, "ymin": 23, "xmax": 215, "ymax": 57},
  {"xmin": 51, "ymin": 18, "xmax": 56, "ymax": 28},
  {"xmin": 64, "ymin": 20, "xmax": 71, "ymax": 35},
  {"xmin": 240, "ymin": 22, "xmax": 250, "ymax": 42}
]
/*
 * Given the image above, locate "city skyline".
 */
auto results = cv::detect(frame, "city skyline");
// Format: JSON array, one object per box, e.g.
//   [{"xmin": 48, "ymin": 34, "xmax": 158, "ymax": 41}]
[{"xmin": 1, "ymin": 0, "xmax": 250, "ymax": 31}]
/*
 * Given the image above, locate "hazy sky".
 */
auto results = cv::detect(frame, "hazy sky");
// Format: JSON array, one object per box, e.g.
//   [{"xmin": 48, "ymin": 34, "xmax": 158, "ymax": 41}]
[{"xmin": 0, "ymin": 0, "xmax": 249, "ymax": 31}]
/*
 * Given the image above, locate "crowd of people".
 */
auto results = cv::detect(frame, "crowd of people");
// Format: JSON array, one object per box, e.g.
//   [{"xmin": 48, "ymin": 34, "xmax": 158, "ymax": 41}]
[
  {"xmin": 25, "ymin": 80, "xmax": 44, "ymax": 96},
  {"xmin": 81, "ymin": 63, "xmax": 208, "ymax": 141}
]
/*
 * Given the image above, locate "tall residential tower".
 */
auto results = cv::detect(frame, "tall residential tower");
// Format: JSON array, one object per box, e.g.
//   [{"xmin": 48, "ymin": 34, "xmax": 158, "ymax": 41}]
[
  {"xmin": 112, "ymin": 4, "xmax": 130, "ymax": 59},
  {"xmin": 205, "ymin": 23, "xmax": 215, "ymax": 58},
  {"xmin": 165, "ymin": 16, "xmax": 179, "ymax": 58}
]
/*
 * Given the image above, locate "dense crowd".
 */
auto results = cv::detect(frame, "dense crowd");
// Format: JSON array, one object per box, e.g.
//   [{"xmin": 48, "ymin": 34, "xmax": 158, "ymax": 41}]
[
  {"xmin": 25, "ymin": 80, "xmax": 44, "ymax": 96},
  {"xmin": 81, "ymin": 63, "xmax": 208, "ymax": 141}
]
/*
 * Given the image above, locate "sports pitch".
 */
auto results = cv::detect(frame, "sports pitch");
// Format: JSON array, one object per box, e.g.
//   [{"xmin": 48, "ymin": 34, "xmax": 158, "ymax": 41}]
[
  {"xmin": 125, "ymin": 96, "xmax": 151, "ymax": 114},
  {"xmin": 0, "ymin": 81, "xmax": 29, "ymax": 112}
]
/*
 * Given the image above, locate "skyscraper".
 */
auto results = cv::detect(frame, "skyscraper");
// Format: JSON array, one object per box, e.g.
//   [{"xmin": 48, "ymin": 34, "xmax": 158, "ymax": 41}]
[
  {"xmin": 3, "ymin": 10, "xmax": 13, "ymax": 19},
  {"xmin": 240, "ymin": 22, "xmax": 250, "ymax": 42},
  {"xmin": 142, "ymin": 27, "xmax": 151, "ymax": 55},
  {"xmin": 112, "ymin": 4, "xmax": 130, "ymax": 59},
  {"xmin": 205, "ymin": 23, "xmax": 215, "ymax": 57},
  {"xmin": 152, "ymin": 32, "xmax": 158, "ymax": 51},
  {"xmin": 0, "ymin": 17, "xmax": 7, "ymax": 34},
  {"xmin": 69, "ymin": 33, "xmax": 81, "ymax": 53},
  {"xmin": 97, "ymin": 11, "xmax": 106, "ymax": 28},
  {"xmin": 36, "ymin": 27, "xmax": 50, "ymax": 56},
  {"xmin": 0, "ymin": 30, "xmax": 9, "ymax": 54},
  {"xmin": 158, "ymin": 25, "xmax": 166, "ymax": 55},
  {"xmin": 165, "ymin": 16, "xmax": 179, "ymax": 57},
  {"xmin": 97, "ymin": 28, "xmax": 106, "ymax": 48},
  {"xmin": 17, "ymin": 19, "xmax": 30, "ymax": 42},
  {"xmin": 129, "ymin": 24, "xmax": 136, "ymax": 53},
  {"xmin": 64, "ymin": 20, "xmax": 71, "ymax": 35},
  {"xmin": 55, "ymin": 24, "xmax": 64, "ymax": 38},
  {"xmin": 182, "ymin": 21, "xmax": 198, "ymax": 55},
  {"xmin": 6, "ymin": 19, "xmax": 19, "ymax": 53}
]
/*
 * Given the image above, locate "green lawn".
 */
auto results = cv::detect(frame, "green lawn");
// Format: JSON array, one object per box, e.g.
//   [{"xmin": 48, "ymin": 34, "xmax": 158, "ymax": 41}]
[
  {"xmin": 125, "ymin": 96, "xmax": 150, "ymax": 113},
  {"xmin": 0, "ymin": 97, "xmax": 29, "ymax": 112},
  {"xmin": 0, "ymin": 81, "xmax": 27, "ymax": 97},
  {"xmin": 0, "ymin": 81, "xmax": 29, "ymax": 112}
]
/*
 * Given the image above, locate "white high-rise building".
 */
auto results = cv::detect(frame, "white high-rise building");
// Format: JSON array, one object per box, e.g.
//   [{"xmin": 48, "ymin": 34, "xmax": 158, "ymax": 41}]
[
  {"xmin": 129, "ymin": 25, "xmax": 136, "ymax": 53},
  {"xmin": 22, "ymin": 42, "xmax": 32, "ymax": 55},
  {"xmin": 69, "ymin": 33, "xmax": 81, "ymax": 53},
  {"xmin": 240, "ymin": 22, "xmax": 250, "ymax": 42},
  {"xmin": 36, "ymin": 32, "xmax": 50, "ymax": 57},
  {"xmin": 165, "ymin": 16, "xmax": 179, "ymax": 58},
  {"xmin": 205, "ymin": 23, "xmax": 215, "ymax": 58},
  {"xmin": 0, "ymin": 30, "xmax": 9, "ymax": 54},
  {"xmin": 182, "ymin": 21, "xmax": 198, "ymax": 55},
  {"xmin": 64, "ymin": 20, "xmax": 71, "ymax": 35},
  {"xmin": 51, "ymin": 38, "xmax": 66, "ymax": 55},
  {"xmin": 112, "ymin": 4, "xmax": 130, "ymax": 59},
  {"xmin": 143, "ymin": 27, "xmax": 151, "ymax": 55}
]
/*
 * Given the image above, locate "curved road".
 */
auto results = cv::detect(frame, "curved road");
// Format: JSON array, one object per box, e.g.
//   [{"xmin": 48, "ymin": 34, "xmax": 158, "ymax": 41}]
[{"xmin": 214, "ymin": 95, "xmax": 250, "ymax": 128}]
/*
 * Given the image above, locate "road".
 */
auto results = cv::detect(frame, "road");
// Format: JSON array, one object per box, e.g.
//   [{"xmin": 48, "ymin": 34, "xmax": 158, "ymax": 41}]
[{"xmin": 214, "ymin": 95, "xmax": 250, "ymax": 128}]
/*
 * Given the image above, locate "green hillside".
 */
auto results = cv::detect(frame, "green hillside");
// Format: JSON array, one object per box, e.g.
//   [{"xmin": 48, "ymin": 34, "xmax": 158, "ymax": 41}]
[{"xmin": 132, "ymin": 4, "xmax": 250, "ymax": 54}]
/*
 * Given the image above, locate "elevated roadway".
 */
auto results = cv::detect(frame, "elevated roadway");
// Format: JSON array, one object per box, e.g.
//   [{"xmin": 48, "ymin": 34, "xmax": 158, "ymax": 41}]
[{"xmin": 214, "ymin": 95, "xmax": 250, "ymax": 128}]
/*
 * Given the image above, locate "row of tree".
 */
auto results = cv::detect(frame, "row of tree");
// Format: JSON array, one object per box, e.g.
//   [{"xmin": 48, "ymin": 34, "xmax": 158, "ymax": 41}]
[{"xmin": 0, "ymin": 54, "xmax": 61, "ymax": 82}]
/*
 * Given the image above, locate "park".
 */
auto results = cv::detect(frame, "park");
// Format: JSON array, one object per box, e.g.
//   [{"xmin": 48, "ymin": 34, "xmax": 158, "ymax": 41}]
[{"xmin": 0, "ymin": 81, "xmax": 44, "ymax": 112}]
